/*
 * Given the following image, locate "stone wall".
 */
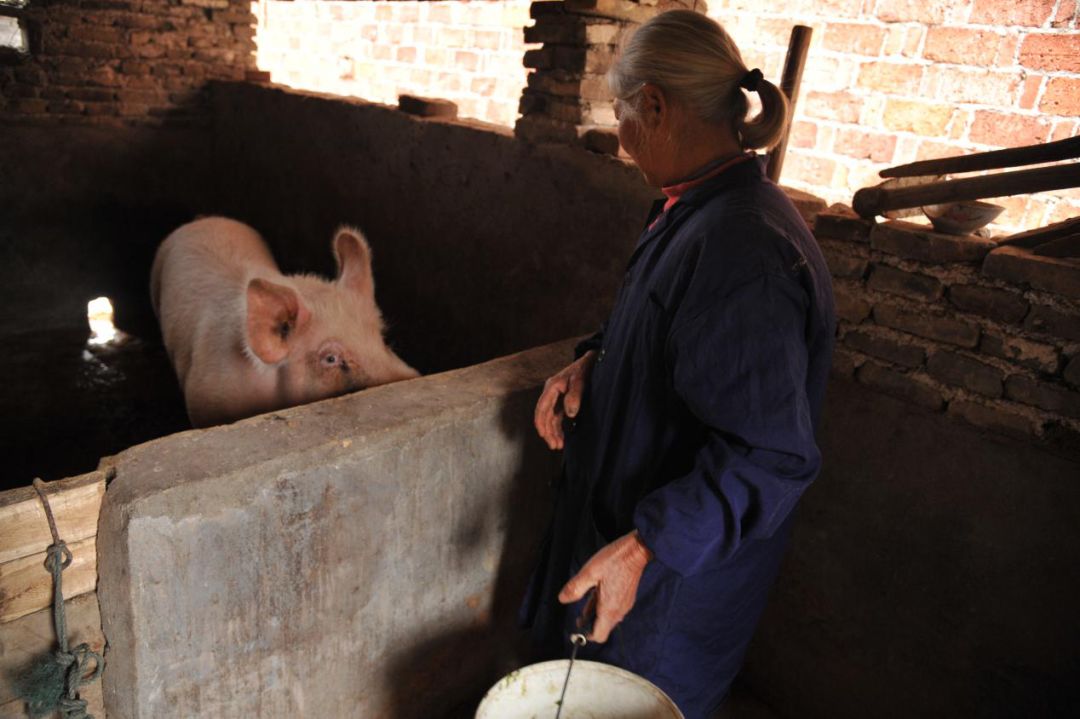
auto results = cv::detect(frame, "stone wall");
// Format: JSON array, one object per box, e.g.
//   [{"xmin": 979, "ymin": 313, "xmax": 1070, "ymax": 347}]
[
  {"xmin": 0, "ymin": 0, "xmax": 256, "ymax": 127},
  {"xmin": 819, "ymin": 205, "xmax": 1080, "ymax": 452}
]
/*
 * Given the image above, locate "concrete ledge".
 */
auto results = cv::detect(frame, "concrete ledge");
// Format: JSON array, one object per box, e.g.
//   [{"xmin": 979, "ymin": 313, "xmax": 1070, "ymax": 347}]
[{"xmin": 98, "ymin": 339, "xmax": 574, "ymax": 718}]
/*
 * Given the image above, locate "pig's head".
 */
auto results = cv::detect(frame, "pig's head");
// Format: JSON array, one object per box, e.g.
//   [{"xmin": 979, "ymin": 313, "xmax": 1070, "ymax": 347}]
[{"xmin": 244, "ymin": 226, "xmax": 418, "ymax": 409}]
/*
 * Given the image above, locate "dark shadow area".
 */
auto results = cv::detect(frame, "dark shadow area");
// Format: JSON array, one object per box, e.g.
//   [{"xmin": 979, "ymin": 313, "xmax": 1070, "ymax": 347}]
[{"xmin": 384, "ymin": 389, "xmax": 558, "ymax": 718}]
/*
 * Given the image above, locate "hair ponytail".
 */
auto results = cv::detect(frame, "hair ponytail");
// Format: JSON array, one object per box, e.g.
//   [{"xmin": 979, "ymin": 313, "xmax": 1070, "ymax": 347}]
[{"xmin": 735, "ymin": 78, "xmax": 789, "ymax": 150}]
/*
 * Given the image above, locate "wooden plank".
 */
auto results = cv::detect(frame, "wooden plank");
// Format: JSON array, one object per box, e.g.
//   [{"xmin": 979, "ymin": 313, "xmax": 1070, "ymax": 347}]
[
  {"xmin": 0, "ymin": 679, "xmax": 104, "ymax": 719},
  {"xmin": 999, "ymin": 215, "xmax": 1080, "ymax": 248},
  {"xmin": 880, "ymin": 136, "xmax": 1080, "ymax": 178},
  {"xmin": 0, "ymin": 592, "xmax": 105, "ymax": 710},
  {"xmin": 0, "ymin": 472, "xmax": 105, "ymax": 565},
  {"xmin": 0, "ymin": 537, "xmax": 97, "ymax": 624},
  {"xmin": 853, "ymin": 163, "xmax": 1080, "ymax": 218},
  {"xmin": 766, "ymin": 25, "xmax": 813, "ymax": 184},
  {"xmin": 1034, "ymin": 231, "xmax": 1080, "ymax": 258}
]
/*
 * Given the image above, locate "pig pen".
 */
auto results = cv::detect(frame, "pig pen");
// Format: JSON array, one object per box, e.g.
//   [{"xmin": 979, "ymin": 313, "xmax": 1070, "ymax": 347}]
[{"xmin": 3, "ymin": 80, "xmax": 1080, "ymax": 719}]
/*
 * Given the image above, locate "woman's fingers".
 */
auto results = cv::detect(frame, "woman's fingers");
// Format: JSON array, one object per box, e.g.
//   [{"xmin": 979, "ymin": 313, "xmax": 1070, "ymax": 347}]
[
  {"xmin": 564, "ymin": 368, "xmax": 582, "ymax": 418},
  {"xmin": 535, "ymin": 375, "xmax": 567, "ymax": 449}
]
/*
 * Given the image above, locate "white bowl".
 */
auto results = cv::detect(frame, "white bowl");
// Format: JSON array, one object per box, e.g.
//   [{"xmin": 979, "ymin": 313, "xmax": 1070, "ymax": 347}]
[{"xmin": 922, "ymin": 201, "xmax": 1005, "ymax": 235}]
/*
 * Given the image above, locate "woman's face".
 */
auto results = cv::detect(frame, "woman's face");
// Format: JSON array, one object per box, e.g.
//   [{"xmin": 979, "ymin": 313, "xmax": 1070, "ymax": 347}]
[{"xmin": 615, "ymin": 95, "xmax": 662, "ymax": 186}]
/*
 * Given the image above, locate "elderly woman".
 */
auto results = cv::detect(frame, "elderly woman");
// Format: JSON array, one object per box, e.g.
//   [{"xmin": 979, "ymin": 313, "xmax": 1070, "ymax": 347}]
[{"xmin": 520, "ymin": 10, "xmax": 836, "ymax": 718}]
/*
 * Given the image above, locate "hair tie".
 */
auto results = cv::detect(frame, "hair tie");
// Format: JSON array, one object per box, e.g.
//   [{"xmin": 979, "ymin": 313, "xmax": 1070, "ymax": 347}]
[{"xmin": 739, "ymin": 68, "xmax": 763, "ymax": 92}]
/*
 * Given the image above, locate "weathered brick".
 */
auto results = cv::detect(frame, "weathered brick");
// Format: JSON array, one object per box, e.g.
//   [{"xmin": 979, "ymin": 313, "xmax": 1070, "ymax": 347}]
[
  {"xmin": 1005, "ymin": 375, "xmax": 1080, "ymax": 419},
  {"xmin": 882, "ymin": 99, "xmax": 952, "ymax": 137},
  {"xmin": 844, "ymin": 328, "xmax": 926, "ymax": 368},
  {"xmin": 1065, "ymin": 355, "xmax": 1080, "ymax": 389},
  {"xmin": 924, "ymin": 27, "xmax": 1004, "ymax": 66},
  {"xmin": 1020, "ymin": 33, "xmax": 1080, "ymax": 74},
  {"xmin": 874, "ymin": 304, "xmax": 981, "ymax": 348},
  {"xmin": 927, "ymin": 350, "xmax": 1004, "ymax": 397},
  {"xmin": 947, "ymin": 399, "xmax": 1040, "ymax": 439},
  {"xmin": 969, "ymin": 111, "xmax": 1052, "ymax": 147},
  {"xmin": 856, "ymin": 361, "xmax": 945, "ymax": 411},
  {"xmin": 821, "ymin": 242, "xmax": 869, "ymax": 279},
  {"xmin": 980, "ymin": 332, "xmax": 1061, "ymax": 374},
  {"xmin": 983, "ymin": 246, "xmax": 1080, "ymax": 300},
  {"xmin": 1024, "ymin": 303, "xmax": 1080, "ymax": 342},
  {"xmin": 970, "ymin": 0, "xmax": 1056, "ymax": 26},
  {"xmin": 872, "ymin": 221, "xmax": 998, "ymax": 264},
  {"xmin": 857, "ymin": 62, "xmax": 924, "ymax": 95},
  {"xmin": 926, "ymin": 67, "xmax": 1022, "ymax": 107},
  {"xmin": 947, "ymin": 284, "xmax": 1029, "ymax": 324},
  {"xmin": 1041, "ymin": 77, "xmax": 1080, "ymax": 117},
  {"xmin": 833, "ymin": 283, "xmax": 872, "ymax": 324},
  {"xmin": 815, "ymin": 204, "xmax": 874, "ymax": 243},
  {"xmin": 803, "ymin": 91, "xmax": 862, "ymax": 124},
  {"xmin": 867, "ymin": 265, "xmax": 943, "ymax": 301},
  {"xmin": 830, "ymin": 347, "xmax": 863, "ymax": 379},
  {"xmin": 822, "ymin": 22, "xmax": 886, "ymax": 56},
  {"xmin": 833, "ymin": 127, "xmax": 897, "ymax": 164}
]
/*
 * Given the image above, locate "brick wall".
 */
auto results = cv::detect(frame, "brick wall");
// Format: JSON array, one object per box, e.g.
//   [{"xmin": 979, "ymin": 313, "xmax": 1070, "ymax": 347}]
[
  {"xmin": 709, "ymin": 0, "xmax": 1080, "ymax": 233},
  {"xmin": 818, "ymin": 204, "xmax": 1080, "ymax": 452},
  {"xmin": 0, "ymin": 0, "xmax": 256, "ymax": 126},
  {"xmin": 254, "ymin": 0, "xmax": 535, "ymax": 127}
]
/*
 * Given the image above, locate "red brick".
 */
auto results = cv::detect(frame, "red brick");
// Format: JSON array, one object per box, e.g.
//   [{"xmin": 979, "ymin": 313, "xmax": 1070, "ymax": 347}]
[
  {"xmin": 831, "ymin": 347, "xmax": 862, "ymax": 379},
  {"xmin": 395, "ymin": 46, "xmax": 416, "ymax": 64},
  {"xmin": 871, "ymin": 221, "xmax": 998, "ymax": 264},
  {"xmin": 874, "ymin": 303, "xmax": 981, "ymax": 348},
  {"xmin": 877, "ymin": 0, "xmax": 969, "ymax": 24},
  {"xmin": 834, "ymin": 128, "xmax": 898, "ymax": 163},
  {"xmin": 1053, "ymin": 0, "xmax": 1078, "ymax": 27},
  {"xmin": 1025, "ymin": 303, "xmax": 1080, "ymax": 342},
  {"xmin": 857, "ymin": 61, "xmax": 924, "ymax": 95},
  {"xmin": 1019, "ymin": 74, "xmax": 1044, "ymax": 110},
  {"xmin": 927, "ymin": 350, "xmax": 1005, "ymax": 397},
  {"xmin": 454, "ymin": 51, "xmax": 480, "ymax": 72},
  {"xmin": 785, "ymin": 153, "xmax": 839, "ymax": 187},
  {"xmin": 924, "ymin": 27, "xmax": 1004, "ymax": 66},
  {"xmin": 927, "ymin": 67, "xmax": 1022, "ymax": 106},
  {"xmin": 791, "ymin": 120, "xmax": 817, "ymax": 149},
  {"xmin": 1040, "ymin": 77, "xmax": 1080, "ymax": 116},
  {"xmin": 856, "ymin": 361, "xmax": 945, "ymax": 411},
  {"xmin": 867, "ymin": 264, "xmax": 944, "ymax": 301},
  {"xmin": 948, "ymin": 284, "xmax": 1029, "ymax": 324},
  {"xmin": 815, "ymin": 203, "xmax": 875, "ymax": 243},
  {"xmin": 882, "ymin": 99, "xmax": 952, "ymax": 136},
  {"xmin": 969, "ymin": 111, "xmax": 1052, "ymax": 147},
  {"xmin": 971, "ymin": 0, "xmax": 1057, "ymax": 26},
  {"xmin": 982, "ymin": 246, "xmax": 1080, "ymax": 299},
  {"xmin": 803, "ymin": 90, "xmax": 862, "ymax": 123},
  {"xmin": 914, "ymin": 140, "xmax": 963, "ymax": 163},
  {"xmin": 844, "ymin": 328, "xmax": 927, "ymax": 368},
  {"xmin": 820, "ymin": 239, "xmax": 870, "ymax": 278},
  {"xmin": 1020, "ymin": 33, "xmax": 1080, "ymax": 73},
  {"xmin": 834, "ymin": 282, "xmax": 873, "ymax": 323},
  {"xmin": 947, "ymin": 399, "xmax": 1040, "ymax": 438},
  {"xmin": 980, "ymin": 332, "xmax": 1061, "ymax": 374},
  {"xmin": 1005, "ymin": 375, "xmax": 1080, "ymax": 419},
  {"xmin": 822, "ymin": 23, "xmax": 886, "ymax": 56},
  {"xmin": 1050, "ymin": 120, "xmax": 1079, "ymax": 142}
]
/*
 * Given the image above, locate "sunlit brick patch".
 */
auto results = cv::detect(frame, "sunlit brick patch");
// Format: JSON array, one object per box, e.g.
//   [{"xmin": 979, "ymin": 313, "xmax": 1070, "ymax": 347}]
[{"xmin": 254, "ymin": 0, "xmax": 536, "ymax": 128}]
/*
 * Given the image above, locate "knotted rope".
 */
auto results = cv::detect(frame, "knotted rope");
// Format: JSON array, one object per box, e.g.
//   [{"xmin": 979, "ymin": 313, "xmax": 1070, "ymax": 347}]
[{"xmin": 15, "ymin": 479, "xmax": 104, "ymax": 719}]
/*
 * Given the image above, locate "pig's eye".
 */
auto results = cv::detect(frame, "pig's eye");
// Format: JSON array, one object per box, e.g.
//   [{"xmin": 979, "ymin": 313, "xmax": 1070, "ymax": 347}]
[
  {"xmin": 278, "ymin": 322, "xmax": 291, "ymax": 340},
  {"xmin": 322, "ymin": 354, "xmax": 338, "ymax": 367}
]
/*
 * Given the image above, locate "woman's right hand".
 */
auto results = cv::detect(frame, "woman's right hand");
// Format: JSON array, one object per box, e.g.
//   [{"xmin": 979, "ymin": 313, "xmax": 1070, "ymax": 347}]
[{"xmin": 534, "ymin": 350, "xmax": 597, "ymax": 450}]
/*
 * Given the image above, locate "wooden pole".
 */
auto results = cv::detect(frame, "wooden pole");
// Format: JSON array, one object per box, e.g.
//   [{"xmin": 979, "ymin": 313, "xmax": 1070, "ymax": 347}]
[
  {"xmin": 765, "ymin": 25, "xmax": 813, "ymax": 184},
  {"xmin": 852, "ymin": 163, "xmax": 1080, "ymax": 219},
  {"xmin": 879, "ymin": 136, "xmax": 1080, "ymax": 179}
]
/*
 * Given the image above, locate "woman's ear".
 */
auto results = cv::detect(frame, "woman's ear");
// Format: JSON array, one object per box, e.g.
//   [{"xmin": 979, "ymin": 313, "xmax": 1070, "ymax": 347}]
[{"xmin": 639, "ymin": 83, "xmax": 667, "ymax": 130}]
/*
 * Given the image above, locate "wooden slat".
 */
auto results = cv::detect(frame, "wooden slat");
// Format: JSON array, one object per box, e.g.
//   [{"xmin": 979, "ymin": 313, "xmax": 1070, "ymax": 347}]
[
  {"xmin": 0, "ymin": 537, "xmax": 97, "ymax": 624},
  {"xmin": 0, "ymin": 472, "xmax": 105, "ymax": 565},
  {"xmin": 0, "ymin": 592, "xmax": 105, "ymax": 709},
  {"xmin": 879, "ymin": 136, "xmax": 1080, "ymax": 178},
  {"xmin": 998, "ymin": 215, "xmax": 1080, "ymax": 248},
  {"xmin": 1034, "ymin": 231, "xmax": 1080, "ymax": 258}
]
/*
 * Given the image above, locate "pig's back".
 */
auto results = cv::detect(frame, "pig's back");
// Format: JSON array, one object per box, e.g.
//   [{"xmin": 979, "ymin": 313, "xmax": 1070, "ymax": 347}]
[{"xmin": 151, "ymin": 217, "xmax": 280, "ymax": 385}]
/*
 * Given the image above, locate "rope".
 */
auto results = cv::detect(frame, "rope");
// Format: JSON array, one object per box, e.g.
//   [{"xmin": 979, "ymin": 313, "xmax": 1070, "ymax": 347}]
[{"xmin": 16, "ymin": 479, "xmax": 105, "ymax": 719}]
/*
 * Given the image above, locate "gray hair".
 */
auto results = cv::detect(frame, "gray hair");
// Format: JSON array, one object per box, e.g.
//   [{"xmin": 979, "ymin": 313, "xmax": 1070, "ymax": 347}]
[{"xmin": 608, "ymin": 10, "xmax": 789, "ymax": 150}]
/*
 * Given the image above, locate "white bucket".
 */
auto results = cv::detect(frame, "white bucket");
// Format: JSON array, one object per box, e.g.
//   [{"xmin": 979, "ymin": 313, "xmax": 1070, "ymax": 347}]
[{"xmin": 475, "ymin": 659, "xmax": 685, "ymax": 719}]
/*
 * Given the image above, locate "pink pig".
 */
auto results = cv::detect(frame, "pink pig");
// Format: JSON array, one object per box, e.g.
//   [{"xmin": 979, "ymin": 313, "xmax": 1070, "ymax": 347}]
[{"xmin": 151, "ymin": 216, "xmax": 418, "ymax": 427}]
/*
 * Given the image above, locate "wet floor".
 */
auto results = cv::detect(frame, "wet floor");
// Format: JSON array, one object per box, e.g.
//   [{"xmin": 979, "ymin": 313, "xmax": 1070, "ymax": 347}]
[{"xmin": 0, "ymin": 327, "xmax": 190, "ymax": 493}]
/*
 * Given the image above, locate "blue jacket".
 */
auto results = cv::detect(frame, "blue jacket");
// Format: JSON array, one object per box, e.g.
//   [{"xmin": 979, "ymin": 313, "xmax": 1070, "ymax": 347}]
[{"xmin": 521, "ymin": 157, "xmax": 836, "ymax": 718}]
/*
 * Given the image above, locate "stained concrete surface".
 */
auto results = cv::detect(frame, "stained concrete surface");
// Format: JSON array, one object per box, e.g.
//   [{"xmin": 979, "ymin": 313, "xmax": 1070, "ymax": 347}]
[{"xmin": 97, "ymin": 339, "xmax": 573, "ymax": 718}]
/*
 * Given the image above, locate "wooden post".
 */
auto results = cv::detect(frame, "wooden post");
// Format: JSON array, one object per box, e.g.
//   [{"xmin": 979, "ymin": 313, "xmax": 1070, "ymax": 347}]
[{"xmin": 766, "ymin": 25, "xmax": 813, "ymax": 184}]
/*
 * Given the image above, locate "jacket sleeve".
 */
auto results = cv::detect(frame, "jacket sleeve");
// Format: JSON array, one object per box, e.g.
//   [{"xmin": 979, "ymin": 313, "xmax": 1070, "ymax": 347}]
[
  {"xmin": 633, "ymin": 272, "xmax": 821, "ymax": 576},
  {"xmin": 574, "ymin": 323, "xmax": 606, "ymax": 359}
]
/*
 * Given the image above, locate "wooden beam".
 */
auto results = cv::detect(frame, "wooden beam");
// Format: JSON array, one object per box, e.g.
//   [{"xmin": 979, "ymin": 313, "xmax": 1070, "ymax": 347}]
[
  {"xmin": 766, "ymin": 25, "xmax": 813, "ymax": 184},
  {"xmin": 879, "ymin": 136, "xmax": 1080, "ymax": 178},
  {"xmin": 0, "ymin": 593, "xmax": 104, "ymax": 706},
  {"xmin": 0, "ymin": 537, "xmax": 97, "ymax": 624},
  {"xmin": 852, "ymin": 163, "xmax": 1080, "ymax": 219},
  {"xmin": 0, "ymin": 471, "xmax": 105, "ymax": 565}
]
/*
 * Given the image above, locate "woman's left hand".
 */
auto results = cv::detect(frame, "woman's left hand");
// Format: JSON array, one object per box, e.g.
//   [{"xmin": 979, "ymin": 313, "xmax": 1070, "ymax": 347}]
[{"xmin": 558, "ymin": 530, "xmax": 654, "ymax": 643}]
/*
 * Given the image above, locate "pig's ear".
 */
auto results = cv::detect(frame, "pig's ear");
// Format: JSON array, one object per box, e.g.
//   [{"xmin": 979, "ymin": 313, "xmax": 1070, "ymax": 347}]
[
  {"xmin": 246, "ymin": 278, "xmax": 310, "ymax": 365},
  {"xmin": 333, "ymin": 226, "xmax": 375, "ymax": 298}
]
